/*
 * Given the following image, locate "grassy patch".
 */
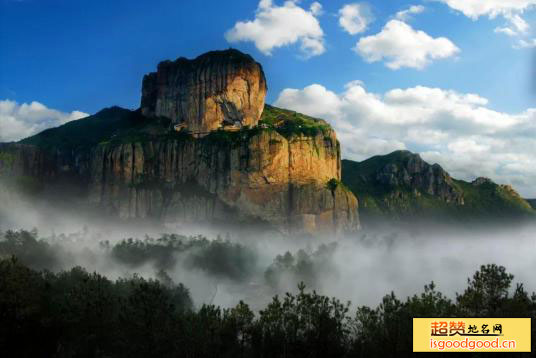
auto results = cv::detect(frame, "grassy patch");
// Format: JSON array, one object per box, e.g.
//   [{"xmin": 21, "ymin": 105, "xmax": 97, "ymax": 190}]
[{"xmin": 260, "ymin": 104, "xmax": 331, "ymax": 138}]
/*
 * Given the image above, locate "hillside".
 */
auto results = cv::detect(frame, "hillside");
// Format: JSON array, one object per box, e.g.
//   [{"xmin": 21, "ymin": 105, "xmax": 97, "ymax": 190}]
[{"xmin": 341, "ymin": 150, "xmax": 535, "ymax": 226}]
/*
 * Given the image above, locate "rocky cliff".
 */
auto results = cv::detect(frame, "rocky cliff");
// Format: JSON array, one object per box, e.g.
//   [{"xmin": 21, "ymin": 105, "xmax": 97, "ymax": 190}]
[
  {"xmin": 141, "ymin": 49, "xmax": 267, "ymax": 134},
  {"xmin": 0, "ymin": 50, "xmax": 359, "ymax": 236},
  {"xmin": 87, "ymin": 123, "xmax": 358, "ymax": 235}
]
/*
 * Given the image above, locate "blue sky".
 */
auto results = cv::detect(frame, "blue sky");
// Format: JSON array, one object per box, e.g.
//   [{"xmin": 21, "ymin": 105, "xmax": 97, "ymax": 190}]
[
  {"xmin": 1, "ymin": 0, "xmax": 534, "ymax": 113},
  {"xmin": 1, "ymin": 0, "xmax": 536, "ymax": 196}
]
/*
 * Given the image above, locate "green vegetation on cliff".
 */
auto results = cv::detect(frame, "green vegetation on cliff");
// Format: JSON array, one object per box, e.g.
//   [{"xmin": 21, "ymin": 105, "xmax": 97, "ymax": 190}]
[
  {"xmin": 17, "ymin": 104, "xmax": 333, "ymax": 153},
  {"xmin": 260, "ymin": 104, "xmax": 331, "ymax": 138}
]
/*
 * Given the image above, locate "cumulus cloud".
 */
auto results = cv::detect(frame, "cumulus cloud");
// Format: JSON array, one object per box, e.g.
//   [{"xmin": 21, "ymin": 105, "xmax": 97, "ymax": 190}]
[
  {"xmin": 395, "ymin": 5, "xmax": 425, "ymax": 21},
  {"xmin": 0, "ymin": 100, "xmax": 88, "ymax": 142},
  {"xmin": 494, "ymin": 13, "xmax": 530, "ymax": 37},
  {"xmin": 438, "ymin": 0, "xmax": 535, "ymax": 40},
  {"xmin": 225, "ymin": 0, "xmax": 325, "ymax": 57},
  {"xmin": 354, "ymin": 20, "xmax": 460, "ymax": 69},
  {"xmin": 514, "ymin": 38, "xmax": 536, "ymax": 48},
  {"xmin": 494, "ymin": 26, "xmax": 518, "ymax": 37},
  {"xmin": 274, "ymin": 82, "xmax": 536, "ymax": 197},
  {"xmin": 338, "ymin": 3, "xmax": 373, "ymax": 35},
  {"xmin": 437, "ymin": 0, "xmax": 536, "ymax": 19}
]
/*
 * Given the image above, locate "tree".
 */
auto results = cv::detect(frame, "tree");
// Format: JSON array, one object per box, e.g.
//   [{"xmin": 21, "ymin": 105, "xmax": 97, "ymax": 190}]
[{"xmin": 456, "ymin": 264, "xmax": 513, "ymax": 316}]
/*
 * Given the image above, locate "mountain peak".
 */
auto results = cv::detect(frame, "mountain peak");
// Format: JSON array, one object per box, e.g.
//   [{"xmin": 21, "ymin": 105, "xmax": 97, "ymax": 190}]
[{"xmin": 141, "ymin": 49, "xmax": 267, "ymax": 135}]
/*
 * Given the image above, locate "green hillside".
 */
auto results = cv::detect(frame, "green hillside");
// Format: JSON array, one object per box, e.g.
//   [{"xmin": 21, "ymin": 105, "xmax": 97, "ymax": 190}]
[{"xmin": 341, "ymin": 151, "xmax": 535, "ymax": 225}]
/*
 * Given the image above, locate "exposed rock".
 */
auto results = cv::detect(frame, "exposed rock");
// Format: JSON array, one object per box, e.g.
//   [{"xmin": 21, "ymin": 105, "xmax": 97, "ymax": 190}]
[
  {"xmin": 0, "ymin": 126, "xmax": 359, "ymax": 236},
  {"xmin": 373, "ymin": 151, "xmax": 463, "ymax": 204},
  {"xmin": 87, "ymin": 128, "xmax": 358, "ymax": 235},
  {"xmin": 141, "ymin": 49, "xmax": 267, "ymax": 134}
]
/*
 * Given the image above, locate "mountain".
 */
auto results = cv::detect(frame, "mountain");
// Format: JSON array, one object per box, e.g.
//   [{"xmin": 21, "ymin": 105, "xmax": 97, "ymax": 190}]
[
  {"xmin": 341, "ymin": 150, "xmax": 535, "ymax": 227},
  {"xmin": 1, "ymin": 49, "xmax": 532, "ymax": 233},
  {"xmin": 141, "ymin": 49, "xmax": 267, "ymax": 134},
  {"xmin": 0, "ymin": 49, "xmax": 359, "ymax": 236},
  {"xmin": 528, "ymin": 199, "xmax": 536, "ymax": 210}
]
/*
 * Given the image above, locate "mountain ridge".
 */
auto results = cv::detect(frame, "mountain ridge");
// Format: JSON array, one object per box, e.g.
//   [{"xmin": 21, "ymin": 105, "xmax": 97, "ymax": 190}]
[{"xmin": 341, "ymin": 150, "xmax": 535, "ymax": 227}]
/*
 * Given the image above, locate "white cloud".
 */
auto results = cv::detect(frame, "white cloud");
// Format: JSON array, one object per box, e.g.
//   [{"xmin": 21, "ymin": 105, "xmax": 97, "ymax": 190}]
[
  {"xmin": 0, "ymin": 99, "xmax": 88, "ymax": 142},
  {"xmin": 438, "ymin": 0, "xmax": 535, "ymax": 40},
  {"xmin": 505, "ymin": 13, "xmax": 530, "ymax": 33},
  {"xmin": 494, "ymin": 13, "xmax": 530, "ymax": 37},
  {"xmin": 310, "ymin": 1, "xmax": 323, "ymax": 16},
  {"xmin": 437, "ymin": 0, "xmax": 536, "ymax": 19},
  {"xmin": 395, "ymin": 5, "xmax": 425, "ymax": 21},
  {"xmin": 225, "ymin": 0, "xmax": 325, "ymax": 57},
  {"xmin": 515, "ymin": 38, "xmax": 536, "ymax": 48},
  {"xmin": 494, "ymin": 26, "xmax": 518, "ymax": 36},
  {"xmin": 354, "ymin": 20, "xmax": 460, "ymax": 70},
  {"xmin": 338, "ymin": 3, "xmax": 373, "ymax": 35},
  {"xmin": 274, "ymin": 82, "xmax": 536, "ymax": 197}
]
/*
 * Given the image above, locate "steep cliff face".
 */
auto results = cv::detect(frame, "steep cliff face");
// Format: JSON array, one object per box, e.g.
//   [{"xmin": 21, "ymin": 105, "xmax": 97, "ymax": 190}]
[
  {"xmin": 87, "ymin": 127, "xmax": 358, "ymax": 235},
  {"xmin": 141, "ymin": 49, "xmax": 267, "ymax": 134}
]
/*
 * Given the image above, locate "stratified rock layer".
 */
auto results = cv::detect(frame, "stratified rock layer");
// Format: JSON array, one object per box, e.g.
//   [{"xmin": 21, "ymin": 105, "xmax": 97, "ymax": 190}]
[{"xmin": 141, "ymin": 49, "xmax": 267, "ymax": 134}]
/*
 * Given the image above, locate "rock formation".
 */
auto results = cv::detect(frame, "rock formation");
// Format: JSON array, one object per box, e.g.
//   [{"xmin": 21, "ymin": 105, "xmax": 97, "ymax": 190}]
[
  {"xmin": 0, "ymin": 50, "xmax": 359, "ymax": 236},
  {"xmin": 88, "ymin": 128, "xmax": 358, "ymax": 235},
  {"xmin": 141, "ymin": 49, "xmax": 267, "ymax": 134},
  {"xmin": 373, "ymin": 151, "xmax": 463, "ymax": 205}
]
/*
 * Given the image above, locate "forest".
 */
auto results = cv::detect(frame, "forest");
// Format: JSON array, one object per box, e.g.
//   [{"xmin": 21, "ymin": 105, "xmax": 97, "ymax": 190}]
[{"xmin": 1, "ymin": 230, "xmax": 535, "ymax": 357}]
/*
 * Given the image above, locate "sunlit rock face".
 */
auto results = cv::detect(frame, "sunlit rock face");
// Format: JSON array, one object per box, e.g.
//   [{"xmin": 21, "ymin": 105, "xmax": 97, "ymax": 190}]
[
  {"xmin": 88, "ymin": 128, "xmax": 359, "ymax": 236},
  {"xmin": 141, "ymin": 49, "xmax": 267, "ymax": 134}
]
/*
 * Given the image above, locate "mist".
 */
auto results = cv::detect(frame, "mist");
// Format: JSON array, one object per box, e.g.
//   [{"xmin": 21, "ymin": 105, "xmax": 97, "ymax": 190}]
[{"xmin": 2, "ymin": 182, "xmax": 536, "ymax": 310}]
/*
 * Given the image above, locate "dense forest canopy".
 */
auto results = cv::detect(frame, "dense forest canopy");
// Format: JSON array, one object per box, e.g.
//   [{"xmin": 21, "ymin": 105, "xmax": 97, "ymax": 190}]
[{"xmin": 1, "ymin": 230, "xmax": 536, "ymax": 357}]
